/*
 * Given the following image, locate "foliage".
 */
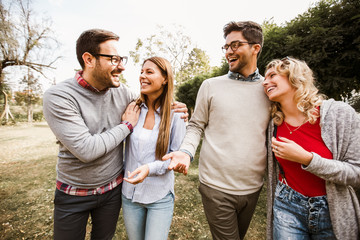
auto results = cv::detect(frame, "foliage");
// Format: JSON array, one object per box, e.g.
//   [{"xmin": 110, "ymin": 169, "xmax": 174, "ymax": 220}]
[
  {"xmin": 177, "ymin": 48, "xmax": 211, "ymax": 84},
  {"xmin": 11, "ymin": 109, "xmax": 43, "ymax": 122},
  {"xmin": 14, "ymin": 70, "xmax": 42, "ymax": 105},
  {"xmin": 0, "ymin": 0, "xmax": 59, "ymax": 85},
  {"xmin": 349, "ymin": 93, "xmax": 360, "ymax": 112},
  {"xmin": 1, "ymin": 104, "xmax": 43, "ymax": 123},
  {"xmin": 14, "ymin": 90, "xmax": 39, "ymax": 106},
  {"xmin": 118, "ymin": 73, "xmax": 128, "ymax": 87},
  {"xmin": 176, "ymin": 59, "xmax": 229, "ymax": 113},
  {"xmin": 259, "ymin": 0, "xmax": 360, "ymax": 100},
  {"xmin": 129, "ymin": 24, "xmax": 211, "ymax": 85},
  {"xmin": 176, "ymin": 74, "xmax": 210, "ymax": 115},
  {"xmin": 130, "ymin": 24, "xmax": 191, "ymax": 74},
  {"xmin": 0, "ymin": 77, "xmax": 11, "ymax": 105},
  {"xmin": 0, "ymin": 0, "xmax": 59, "ymax": 123}
]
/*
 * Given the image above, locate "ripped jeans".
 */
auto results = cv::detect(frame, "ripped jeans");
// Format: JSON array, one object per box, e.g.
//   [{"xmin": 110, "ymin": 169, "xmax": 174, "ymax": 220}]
[{"xmin": 273, "ymin": 181, "xmax": 336, "ymax": 240}]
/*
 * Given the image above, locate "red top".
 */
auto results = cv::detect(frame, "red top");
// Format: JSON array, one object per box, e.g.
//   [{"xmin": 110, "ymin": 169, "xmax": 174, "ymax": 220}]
[{"xmin": 276, "ymin": 117, "xmax": 333, "ymax": 197}]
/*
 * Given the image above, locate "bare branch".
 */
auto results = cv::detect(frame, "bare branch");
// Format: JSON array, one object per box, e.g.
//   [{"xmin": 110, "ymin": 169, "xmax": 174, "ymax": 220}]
[{"xmin": 0, "ymin": 0, "xmax": 60, "ymax": 89}]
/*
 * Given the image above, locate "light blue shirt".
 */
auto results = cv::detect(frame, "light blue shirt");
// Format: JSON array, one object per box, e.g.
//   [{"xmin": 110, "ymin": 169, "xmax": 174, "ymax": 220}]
[{"xmin": 122, "ymin": 103, "xmax": 186, "ymax": 204}]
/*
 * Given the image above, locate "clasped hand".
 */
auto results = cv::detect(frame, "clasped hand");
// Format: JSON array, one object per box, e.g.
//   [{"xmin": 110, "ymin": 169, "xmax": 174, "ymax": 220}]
[
  {"xmin": 162, "ymin": 151, "xmax": 190, "ymax": 175},
  {"xmin": 271, "ymin": 136, "xmax": 313, "ymax": 166}
]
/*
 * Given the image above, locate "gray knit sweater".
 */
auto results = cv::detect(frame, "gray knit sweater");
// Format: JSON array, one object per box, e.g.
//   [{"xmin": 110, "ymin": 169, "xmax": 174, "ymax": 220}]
[
  {"xmin": 43, "ymin": 77, "xmax": 137, "ymax": 188},
  {"xmin": 266, "ymin": 99, "xmax": 360, "ymax": 240}
]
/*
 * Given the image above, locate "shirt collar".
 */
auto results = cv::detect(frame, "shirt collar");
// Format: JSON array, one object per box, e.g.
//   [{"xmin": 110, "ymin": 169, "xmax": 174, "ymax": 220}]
[
  {"xmin": 139, "ymin": 102, "xmax": 161, "ymax": 113},
  {"xmin": 227, "ymin": 68, "xmax": 261, "ymax": 82},
  {"xmin": 75, "ymin": 71, "xmax": 104, "ymax": 93}
]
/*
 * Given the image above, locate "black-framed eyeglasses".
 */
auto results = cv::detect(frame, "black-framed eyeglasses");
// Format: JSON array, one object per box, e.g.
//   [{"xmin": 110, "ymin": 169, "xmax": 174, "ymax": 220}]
[
  {"xmin": 94, "ymin": 54, "xmax": 128, "ymax": 66},
  {"xmin": 221, "ymin": 40, "xmax": 256, "ymax": 53}
]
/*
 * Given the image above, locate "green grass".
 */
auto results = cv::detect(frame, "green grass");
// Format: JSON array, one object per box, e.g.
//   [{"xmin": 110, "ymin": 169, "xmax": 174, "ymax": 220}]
[{"xmin": 0, "ymin": 123, "xmax": 266, "ymax": 239}]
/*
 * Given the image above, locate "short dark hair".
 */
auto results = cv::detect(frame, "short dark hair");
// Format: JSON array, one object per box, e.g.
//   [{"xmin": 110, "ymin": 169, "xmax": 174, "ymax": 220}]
[
  {"xmin": 76, "ymin": 29, "xmax": 119, "ymax": 69},
  {"xmin": 223, "ymin": 21, "xmax": 263, "ymax": 57}
]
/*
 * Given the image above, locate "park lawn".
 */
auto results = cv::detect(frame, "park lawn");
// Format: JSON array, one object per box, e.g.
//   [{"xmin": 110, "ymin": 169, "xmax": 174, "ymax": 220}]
[{"xmin": 0, "ymin": 123, "xmax": 266, "ymax": 239}]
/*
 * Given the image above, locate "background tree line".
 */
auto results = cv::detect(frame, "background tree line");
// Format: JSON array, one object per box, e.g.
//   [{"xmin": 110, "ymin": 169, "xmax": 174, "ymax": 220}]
[
  {"xmin": 1, "ymin": 0, "xmax": 359, "ymax": 125},
  {"xmin": 176, "ymin": 0, "xmax": 360, "ymax": 113}
]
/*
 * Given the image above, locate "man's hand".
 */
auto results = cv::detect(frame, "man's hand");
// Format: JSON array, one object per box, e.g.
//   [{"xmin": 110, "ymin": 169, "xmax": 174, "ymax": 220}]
[
  {"xmin": 171, "ymin": 101, "xmax": 189, "ymax": 122},
  {"xmin": 122, "ymin": 101, "xmax": 140, "ymax": 127},
  {"xmin": 123, "ymin": 165, "xmax": 149, "ymax": 185},
  {"xmin": 163, "ymin": 151, "xmax": 191, "ymax": 175}
]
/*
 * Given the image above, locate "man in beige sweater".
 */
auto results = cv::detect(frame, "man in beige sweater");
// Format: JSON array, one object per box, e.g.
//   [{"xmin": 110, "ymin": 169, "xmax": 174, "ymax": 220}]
[{"xmin": 163, "ymin": 21, "xmax": 270, "ymax": 240}]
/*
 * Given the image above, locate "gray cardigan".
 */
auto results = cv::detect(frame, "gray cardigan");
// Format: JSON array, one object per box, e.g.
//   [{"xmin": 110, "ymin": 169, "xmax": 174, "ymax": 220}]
[{"xmin": 266, "ymin": 99, "xmax": 360, "ymax": 240}]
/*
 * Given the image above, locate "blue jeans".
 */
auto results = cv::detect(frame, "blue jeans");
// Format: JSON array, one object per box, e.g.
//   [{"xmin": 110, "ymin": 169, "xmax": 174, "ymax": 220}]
[
  {"xmin": 122, "ymin": 192, "xmax": 174, "ymax": 240},
  {"xmin": 273, "ymin": 182, "xmax": 336, "ymax": 240}
]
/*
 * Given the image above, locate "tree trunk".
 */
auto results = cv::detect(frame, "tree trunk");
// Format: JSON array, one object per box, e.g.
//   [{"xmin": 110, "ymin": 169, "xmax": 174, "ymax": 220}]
[
  {"xmin": 0, "ymin": 90, "xmax": 15, "ymax": 124},
  {"xmin": 27, "ymin": 102, "xmax": 33, "ymax": 123}
]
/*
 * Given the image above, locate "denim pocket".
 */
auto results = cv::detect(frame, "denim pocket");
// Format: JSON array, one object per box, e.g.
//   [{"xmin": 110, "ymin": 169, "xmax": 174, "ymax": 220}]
[{"xmin": 274, "ymin": 182, "xmax": 287, "ymax": 201}]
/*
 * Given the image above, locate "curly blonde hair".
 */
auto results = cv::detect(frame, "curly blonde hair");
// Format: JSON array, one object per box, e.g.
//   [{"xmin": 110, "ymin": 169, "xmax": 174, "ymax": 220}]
[{"xmin": 265, "ymin": 57, "xmax": 325, "ymax": 125}]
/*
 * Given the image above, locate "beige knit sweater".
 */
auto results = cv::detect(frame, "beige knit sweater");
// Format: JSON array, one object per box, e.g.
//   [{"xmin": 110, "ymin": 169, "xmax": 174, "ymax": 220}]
[{"xmin": 181, "ymin": 74, "xmax": 271, "ymax": 195}]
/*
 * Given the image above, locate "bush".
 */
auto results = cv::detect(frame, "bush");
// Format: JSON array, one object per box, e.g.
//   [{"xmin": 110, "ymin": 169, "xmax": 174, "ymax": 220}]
[
  {"xmin": 13, "ymin": 112, "xmax": 27, "ymax": 122},
  {"xmin": 33, "ymin": 111, "xmax": 44, "ymax": 121},
  {"xmin": 8, "ymin": 110, "xmax": 44, "ymax": 122},
  {"xmin": 349, "ymin": 94, "xmax": 360, "ymax": 113}
]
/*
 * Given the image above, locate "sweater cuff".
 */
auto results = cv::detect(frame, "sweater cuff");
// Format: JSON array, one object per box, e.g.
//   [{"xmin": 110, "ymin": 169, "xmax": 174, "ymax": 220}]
[
  {"xmin": 120, "ymin": 121, "xmax": 133, "ymax": 133},
  {"xmin": 180, "ymin": 149, "xmax": 194, "ymax": 162}
]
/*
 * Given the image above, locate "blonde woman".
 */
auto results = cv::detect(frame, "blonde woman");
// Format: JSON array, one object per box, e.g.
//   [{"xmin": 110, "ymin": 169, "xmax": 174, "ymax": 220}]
[
  {"xmin": 263, "ymin": 57, "xmax": 360, "ymax": 240},
  {"xmin": 121, "ymin": 57, "xmax": 186, "ymax": 240}
]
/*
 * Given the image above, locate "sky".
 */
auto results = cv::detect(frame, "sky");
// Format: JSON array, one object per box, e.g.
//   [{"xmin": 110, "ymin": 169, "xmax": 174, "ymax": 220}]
[{"xmin": 26, "ymin": 0, "xmax": 317, "ymax": 92}]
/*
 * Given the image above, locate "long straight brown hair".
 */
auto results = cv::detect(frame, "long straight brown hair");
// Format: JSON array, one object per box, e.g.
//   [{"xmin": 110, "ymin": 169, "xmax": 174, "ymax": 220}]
[{"xmin": 136, "ymin": 57, "xmax": 174, "ymax": 159}]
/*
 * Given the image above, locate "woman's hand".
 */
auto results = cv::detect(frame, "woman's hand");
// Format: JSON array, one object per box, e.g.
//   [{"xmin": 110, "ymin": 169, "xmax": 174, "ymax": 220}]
[
  {"xmin": 272, "ymin": 136, "xmax": 313, "ymax": 166},
  {"xmin": 124, "ymin": 165, "xmax": 149, "ymax": 185}
]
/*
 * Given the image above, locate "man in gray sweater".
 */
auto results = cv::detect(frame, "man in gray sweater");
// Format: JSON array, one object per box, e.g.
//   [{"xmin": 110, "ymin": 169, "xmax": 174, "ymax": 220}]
[
  {"xmin": 163, "ymin": 21, "xmax": 271, "ymax": 240},
  {"xmin": 43, "ymin": 29, "xmax": 139, "ymax": 240},
  {"xmin": 43, "ymin": 29, "xmax": 187, "ymax": 240}
]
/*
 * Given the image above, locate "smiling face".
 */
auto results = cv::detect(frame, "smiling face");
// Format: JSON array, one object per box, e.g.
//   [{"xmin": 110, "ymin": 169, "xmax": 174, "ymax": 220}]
[
  {"xmin": 263, "ymin": 67, "xmax": 296, "ymax": 103},
  {"xmin": 225, "ymin": 31, "xmax": 257, "ymax": 75},
  {"xmin": 139, "ymin": 60, "xmax": 167, "ymax": 100},
  {"xmin": 92, "ymin": 40, "xmax": 125, "ymax": 90}
]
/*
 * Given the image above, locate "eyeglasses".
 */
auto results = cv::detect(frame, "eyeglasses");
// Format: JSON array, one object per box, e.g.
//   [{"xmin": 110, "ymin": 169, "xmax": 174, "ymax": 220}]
[
  {"xmin": 94, "ymin": 54, "xmax": 128, "ymax": 66},
  {"xmin": 221, "ymin": 40, "xmax": 256, "ymax": 53}
]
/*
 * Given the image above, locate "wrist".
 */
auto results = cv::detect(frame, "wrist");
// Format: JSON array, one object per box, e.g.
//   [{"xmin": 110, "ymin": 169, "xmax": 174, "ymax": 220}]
[
  {"xmin": 179, "ymin": 149, "xmax": 193, "ymax": 162},
  {"xmin": 121, "ymin": 120, "xmax": 133, "ymax": 133},
  {"xmin": 302, "ymin": 152, "xmax": 313, "ymax": 166}
]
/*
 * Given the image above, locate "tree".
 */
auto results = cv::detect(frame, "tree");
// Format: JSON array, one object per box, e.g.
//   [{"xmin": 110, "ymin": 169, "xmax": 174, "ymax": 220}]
[
  {"xmin": 349, "ymin": 93, "xmax": 360, "ymax": 112},
  {"xmin": 176, "ymin": 74, "xmax": 209, "ymax": 116},
  {"xmin": 14, "ymin": 69, "xmax": 42, "ymax": 122},
  {"xmin": 0, "ymin": 0, "xmax": 60, "ymax": 123},
  {"xmin": 177, "ymin": 48, "xmax": 211, "ymax": 84},
  {"xmin": 257, "ymin": 19, "xmax": 287, "ymax": 74},
  {"xmin": 129, "ymin": 24, "xmax": 211, "ymax": 84},
  {"xmin": 176, "ymin": 58, "xmax": 229, "ymax": 114},
  {"xmin": 130, "ymin": 25, "xmax": 191, "ymax": 75},
  {"xmin": 259, "ymin": 0, "xmax": 360, "ymax": 100},
  {"xmin": 118, "ymin": 73, "xmax": 128, "ymax": 87}
]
